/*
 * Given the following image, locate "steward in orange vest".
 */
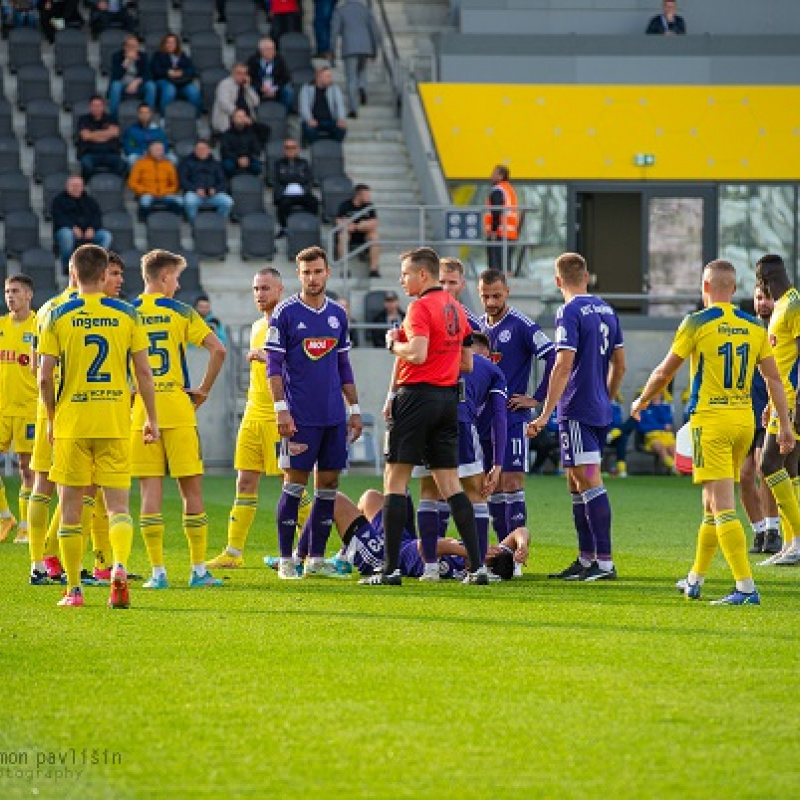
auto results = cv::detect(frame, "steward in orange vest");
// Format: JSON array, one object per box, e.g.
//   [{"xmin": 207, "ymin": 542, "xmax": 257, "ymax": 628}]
[{"xmin": 484, "ymin": 165, "xmax": 518, "ymax": 271}]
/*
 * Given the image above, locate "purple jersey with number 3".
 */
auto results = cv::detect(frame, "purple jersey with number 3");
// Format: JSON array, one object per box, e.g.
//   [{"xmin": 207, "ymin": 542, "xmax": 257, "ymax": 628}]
[
  {"xmin": 554, "ymin": 294, "xmax": 623, "ymax": 426},
  {"xmin": 266, "ymin": 296, "xmax": 351, "ymax": 427}
]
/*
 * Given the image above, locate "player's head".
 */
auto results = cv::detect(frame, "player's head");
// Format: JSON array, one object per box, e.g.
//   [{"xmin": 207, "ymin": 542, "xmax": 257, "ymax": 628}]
[
  {"xmin": 754, "ymin": 283, "xmax": 774, "ymax": 322},
  {"xmin": 439, "ymin": 257, "xmax": 466, "ymax": 298},
  {"xmin": 478, "ymin": 268, "xmax": 509, "ymax": 318},
  {"xmin": 253, "ymin": 267, "xmax": 283, "ymax": 314},
  {"xmin": 103, "ymin": 250, "xmax": 125, "ymax": 298},
  {"xmin": 471, "ymin": 330, "xmax": 491, "ymax": 356},
  {"xmin": 296, "ymin": 246, "xmax": 330, "ymax": 298},
  {"xmin": 399, "ymin": 247, "xmax": 439, "ymax": 297},
  {"xmin": 4, "ymin": 273, "xmax": 34, "ymax": 313},
  {"xmin": 485, "ymin": 544, "xmax": 515, "ymax": 580},
  {"xmin": 141, "ymin": 249, "xmax": 186, "ymax": 298},
  {"xmin": 701, "ymin": 259, "xmax": 736, "ymax": 306},
  {"xmin": 755, "ymin": 254, "xmax": 788, "ymax": 300},
  {"xmin": 71, "ymin": 244, "xmax": 109, "ymax": 288},
  {"xmin": 554, "ymin": 252, "xmax": 590, "ymax": 291},
  {"xmin": 491, "ymin": 165, "xmax": 509, "ymax": 184}
]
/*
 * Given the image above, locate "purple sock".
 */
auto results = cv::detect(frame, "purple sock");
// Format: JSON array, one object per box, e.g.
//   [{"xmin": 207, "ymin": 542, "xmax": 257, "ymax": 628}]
[
  {"xmin": 309, "ymin": 489, "xmax": 337, "ymax": 558},
  {"xmin": 488, "ymin": 493, "xmax": 508, "ymax": 543},
  {"xmin": 417, "ymin": 499, "xmax": 440, "ymax": 563},
  {"xmin": 506, "ymin": 490, "xmax": 527, "ymax": 532},
  {"xmin": 474, "ymin": 502, "xmax": 490, "ymax": 562},
  {"xmin": 405, "ymin": 493, "xmax": 417, "ymax": 537},
  {"xmin": 572, "ymin": 491, "xmax": 595, "ymax": 562},
  {"xmin": 436, "ymin": 500, "xmax": 451, "ymax": 537},
  {"xmin": 296, "ymin": 520, "xmax": 311, "ymax": 560},
  {"xmin": 276, "ymin": 483, "xmax": 304, "ymax": 558},
  {"xmin": 583, "ymin": 486, "xmax": 612, "ymax": 561}
]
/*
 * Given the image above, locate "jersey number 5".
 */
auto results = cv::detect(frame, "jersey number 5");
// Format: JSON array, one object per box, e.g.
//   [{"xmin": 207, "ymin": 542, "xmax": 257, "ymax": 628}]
[{"xmin": 147, "ymin": 331, "xmax": 170, "ymax": 377}]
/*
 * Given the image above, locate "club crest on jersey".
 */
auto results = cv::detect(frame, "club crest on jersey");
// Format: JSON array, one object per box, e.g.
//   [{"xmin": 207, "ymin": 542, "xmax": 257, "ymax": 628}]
[
  {"xmin": 17, "ymin": 353, "xmax": 30, "ymax": 366},
  {"xmin": 499, "ymin": 329, "xmax": 511, "ymax": 343},
  {"xmin": 267, "ymin": 326, "xmax": 281, "ymax": 344},
  {"xmin": 303, "ymin": 337, "xmax": 337, "ymax": 359},
  {"xmin": 328, "ymin": 316, "xmax": 340, "ymax": 330}
]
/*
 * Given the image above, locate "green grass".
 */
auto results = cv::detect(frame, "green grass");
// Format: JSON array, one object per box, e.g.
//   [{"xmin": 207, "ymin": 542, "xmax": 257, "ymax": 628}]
[{"xmin": 1, "ymin": 473, "xmax": 800, "ymax": 799}]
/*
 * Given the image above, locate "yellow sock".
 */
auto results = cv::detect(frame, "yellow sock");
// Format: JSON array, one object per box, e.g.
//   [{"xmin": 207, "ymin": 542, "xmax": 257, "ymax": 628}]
[
  {"xmin": 663, "ymin": 454, "xmax": 675, "ymax": 469},
  {"xmin": 715, "ymin": 511, "xmax": 752, "ymax": 581},
  {"xmin": 58, "ymin": 525, "xmax": 83, "ymax": 591},
  {"xmin": 18, "ymin": 487, "xmax": 31, "ymax": 531},
  {"xmin": 109, "ymin": 513, "xmax": 134, "ymax": 572},
  {"xmin": 298, "ymin": 489, "xmax": 311, "ymax": 531},
  {"xmin": 92, "ymin": 490, "xmax": 111, "ymax": 572},
  {"xmin": 28, "ymin": 493, "xmax": 51, "ymax": 563},
  {"xmin": 81, "ymin": 495, "xmax": 96, "ymax": 554},
  {"xmin": 227, "ymin": 494, "xmax": 258, "ymax": 551},
  {"xmin": 616, "ymin": 461, "xmax": 627, "ymax": 475},
  {"xmin": 44, "ymin": 505, "xmax": 61, "ymax": 558},
  {"xmin": 140, "ymin": 513, "xmax": 165, "ymax": 568},
  {"xmin": 765, "ymin": 470, "xmax": 800, "ymax": 541},
  {"xmin": 183, "ymin": 513, "xmax": 208, "ymax": 566},
  {"xmin": 0, "ymin": 476, "xmax": 9, "ymax": 516},
  {"xmin": 690, "ymin": 513, "xmax": 718, "ymax": 577}
]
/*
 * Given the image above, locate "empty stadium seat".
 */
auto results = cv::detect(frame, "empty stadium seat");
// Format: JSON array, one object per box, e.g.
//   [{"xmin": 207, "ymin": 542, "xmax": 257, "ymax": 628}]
[
  {"xmin": 0, "ymin": 135, "xmax": 21, "ymax": 173},
  {"xmin": 321, "ymin": 175, "xmax": 354, "ymax": 223},
  {"xmin": 0, "ymin": 252, "xmax": 6, "ymax": 282},
  {"xmin": 25, "ymin": 99, "xmax": 60, "ymax": 145},
  {"xmin": 8, "ymin": 28, "xmax": 42, "ymax": 73},
  {"xmin": 54, "ymin": 28, "xmax": 89, "ymax": 74},
  {"xmin": 256, "ymin": 102, "xmax": 289, "ymax": 143},
  {"xmin": 189, "ymin": 30, "xmax": 225, "ymax": 73},
  {"xmin": 0, "ymin": 172, "xmax": 31, "ymax": 219},
  {"xmin": 62, "ymin": 64, "xmax": 98, "ymax": 111},
  {"xmin": 16, "ymin": 65, "xmax": 52, "ymax": 110},
  {"xmin": 181, "ymin": 4, "xmax": 215, "ymax": 40},
  {"xmin": 311, "ymin": 139, "xmax": 345, "ymax": 184},
  {"xmin": 146, "ymin": 212, "xmax": 183, "ymax": 252},
  {"xmin": 99, "ymin": 29, "xmax": 128, "ymax": 76},
  {"xmin": 240, "ymin": 212, "xmax": 276, "ymax": 260},
  {"xmin": 137, "ymin": 5, "xmax": 169, "ymax": 37},
  {"xmin": 200, "ymin": 67, "xmax": 229, "ymax": 114},
  {"xmin": 4, "ymin": 210, "xmax": 40, "ymax": 257},
  {"xmin": 173, "ymin": 138, "xmax": 196, "ymax": 161},
  {"xmin": 286, "ymin": 212, "xmax": 321, "ymax": 260},
  {"xmin": 88, "ymin": 173, "xmax": 127, "ymax": 213},
  {"xmin": 117, "ymin": 99, "xmax": 142, "ymax": 134},
  {"xmin": 103, "ymin": 210, "xmax": 136, "ymax": 253},
  {"xmin": 263, "ymin": 139, "xmax": 284, "ymax": 185},
  {"xmin": 234, "ymin": 32, "xmax": 261, "ymax": 65},
  {"xmin": 279, "ymin": 32, "xmax": 313, "ymax": 76},
  {"xmin": 33, "ymin": 137, "xmax": 69, "ymax": 182},
  {"xmin": 230, "ymin": 174, "xmax": 266, "ymax": 220},
  {"xmin": 71, "ymin": 100, "xmax": 92, "ymax": 140},
  {"xmin": 21, "ymin": 247, "xmax": 58, "ymax": 282},
  {"xmin": 42, "ymin": 173, "xmax": 69, "ymax": 221},
  {"xmin": 225, "ymin": 0, "xmax": 258, "ymax": 42},
  {"xmin": 0, "ymin": 98, "xmax": 13, "ymax": 137},
  {"xmin": 192, "ymin": 214, "xmax": 228, "ymax": 258},
  {"xmin": 165, "ymin": 101, "xmax": 199, "ymax": 145}
]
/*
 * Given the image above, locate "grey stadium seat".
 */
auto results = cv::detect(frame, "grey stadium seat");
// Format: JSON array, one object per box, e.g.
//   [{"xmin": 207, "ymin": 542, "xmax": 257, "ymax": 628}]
[
  {"xmin": 54, "ymin": 28, "xmax": 89, "ymax": 74},
  {"xmin": 62, "ymin": 65, "xmax": 98, "ymax": 111},
  {"xmin": 87, "ymin": 173, "xmax": 126, "ymax": 213},
  {"xmin": 17, "ymin": 65, "xmax": 52, "ymax": 110},
  {"xmin": 230, "ymin": 174, "xmax": 265, "ymax": 220},
  {"xmin": 310, "ymin": 139, "xmax": 345, "ymax": 185},
  {"xmin": 234, "ymin": 32, "xmax": 261, "ymax": 65},
  {"xmin": 189, "ymin": 31, "xmax": 224, "ymax": 73},
  {"xmin": 0, "ymin": 98, "xmax": 13, "ymax": 136},
  {"xmin": 117, "ymin": 99, "xmax": 142, "ymax": 134},
  {"xmin": 4, "ymin": 210, "xmax": 40, "ymax": 257},
  {"xmin": 173, "ymin": 138, "xmax": 196, "ymax": 161},
  {"xmin": 264, "ymin": 139, "xmax": 283, "ymax": 186},
  {"xmin": 225, "ymin": 1, "xmax": 258, "ymax": 42},
  {"xmin": 25, "ymin": 99, "xmax": 61, "ymax": 145},
  {"xmin": 175, "ymin": 253, "xmax": 203, "ymax": 293},
  {"xmin": 279, "ymin": 33, "xmax": 313, "ymax": 76},
  {"xmin": 0, "ymin": 252, "xmax": 6, "ymax": 282},
  {"xmin": 181, "ymin": 4, "xmax": 215, "ymax": 39},
  {"xmin": 8, "ymin": 28, "xmax": 43, "ymax": 73},
  {"xmin": 192, "ymin": 214, "xmax": 228, "ymax": 258},
  {"xmin": 321, "ymin": 175, "xmax": 353, "ymax": 223},
  {"xmin": 0, "ymin": 172, "xmax": 32, "ymax": 219},
  {"xmin": 286, "ymin": 212, "xmax": 321, "ymax": 260},
  {"xmin": 103, "ymin": 210, "xmax": 136, "ymax": 253},
  {"xmin": 241, "ymin": 212, "xmax": 275, "ymax": 260},
  {"xmin": 137, "ymin": 5, "xmax": 169, "ymax": 38},
  {"xmin": 164, "ymin": 101, "xmax": 199, "ymax": 145},
  {"xmin": 200, "ymin": 67, "xmax": 229, "ymax": 114},
  {"xmin": 71, "ymin": 100, "xmax": 92, "ymax": 140},
  {"xmin": 42, "ymin": 173, "xmax": 70, "ymax": 221},
  {"xmin": 21, "ymin": 247, "xmax": 58, "ymax": 281},
  {"xmin": 99, "ymin": 30, "xmax": 128, "ymax": 76},
  {"xmin": 146, "ymin": 212, "xmax": 183, "ymax": 252},
  {"xmin": 0, "ymin": 135, "xmax": 22, "ymax": 173},
  {"xmin": 256, "ymin": 102, "xmax": 288, "ymax": 143},
  {"xmin": 34, "ymin": 137, "xmax": 69, "ymax": 182}
]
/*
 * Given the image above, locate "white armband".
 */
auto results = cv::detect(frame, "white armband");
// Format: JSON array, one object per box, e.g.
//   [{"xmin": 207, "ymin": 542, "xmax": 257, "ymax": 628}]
[
  {"xmin": 349, "ymin": 404, "xmax": 361, "ymax": 415},
  {"xmin": 274, "ymin": 401, "xmax": 288, "ymax": 413}
]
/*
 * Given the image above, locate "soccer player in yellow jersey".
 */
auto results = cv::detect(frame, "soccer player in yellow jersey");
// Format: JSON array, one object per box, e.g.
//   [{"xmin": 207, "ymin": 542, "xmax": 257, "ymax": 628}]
[
  {"xmin": 208, "ymin": 267, "xmax": 290, "ymax": 569},
  {"xmin": 0, "ymin": 275, "xmax": 38, "ymax": 544},
  {"xmin": 131, "ymin": 249, "xmax": 227, "ymax": 589},
  {"xmin": 633, "ymin": 259, "xmax": 794, "ymax": 605},
  {"xmin": 752, "ymin": 254, "xmax": 800, "ymax": 565},
  {"xmin": 38, "ymin": 244, "xmax": 159, "ymax": 608}
]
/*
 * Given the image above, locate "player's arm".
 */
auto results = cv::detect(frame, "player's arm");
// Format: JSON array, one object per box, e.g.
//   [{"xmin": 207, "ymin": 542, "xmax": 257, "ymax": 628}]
[
  {"xmin": 414, "ymin": 538, "xmax": 467, "ymax": 558},
  {"xmin": 484, "ymin": 388, "xmax": 507, "ymax": 497},
  {"xmin": 38, "ymin": 354, "xmax": 57, "ymax": 443},
  {"xmin": 459, "ymin": 341, "xmax": 473, "ymax": 374},
  {"xmin": 339, "ymin": 349, "xmax": 362, "ymax": 443},
  {"xmin": 499, "ymin": 526, "xmax": 530, "ymax": 564},
  {"xmin": 607, "ymin": 345, "xmax": 626, "ymax": 401},
  {"xmin": 631, "ymin": 352, "xmax": 684, "ymax": 420},
  {"xmin": 132, "ymin": 348, "xmax": 160, "ymax": 443},
  {"xmin": 526, "ymin": 349, "xmax": 574, "ymax": 437},
  {"xmin": 267, "ymin": 349, "xmax": 296, "ymax": 438},
  {"xmin": 388, "ymin": 331, "xmax": 428, "ymax": 364},
  {"xmin": 759, "ymin": 355, "xmax": 796, "ymax": 454},
  {"xmin": 383, "ymin": 358, "xmax": 400, "ymax": 421},
  {"xmin": 187, "ymin": 332, "xmax": 227, "ymax": 410}
]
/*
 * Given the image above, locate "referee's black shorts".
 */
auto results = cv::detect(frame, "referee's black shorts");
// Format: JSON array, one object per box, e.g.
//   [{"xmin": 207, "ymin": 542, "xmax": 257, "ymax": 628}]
[{"xmin": 385, "ymin": 384, "xmax": 459, "ymax": 469}]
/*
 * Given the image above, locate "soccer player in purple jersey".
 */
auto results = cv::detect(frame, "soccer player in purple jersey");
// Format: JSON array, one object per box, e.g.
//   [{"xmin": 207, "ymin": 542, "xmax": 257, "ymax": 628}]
[
  {"xmin": 528, "ymin": 253, "xmax": 626, "ymax": 581},
  {"xmin": 478, "ymin": 269, "xmax": 555, "ymax": 543},
  {"xmin": 266, "ymin": 246, "xmax": 363, "ymax": 580}
]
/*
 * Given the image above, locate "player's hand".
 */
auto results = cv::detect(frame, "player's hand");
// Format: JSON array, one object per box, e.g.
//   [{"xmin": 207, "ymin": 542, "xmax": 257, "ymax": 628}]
[
  {"xmin": 777, "ymin": 426, "xmax": 795, "ymax": 455},
  {"xmin": 187, "ymin": 387, "xmax": 209, "ymax": 409},
  {"xmin": 46, "ymin": 419, "xmax": 54, "ymax": 445},
  {"xmin": 143, "ymin": 420, "xmax": 160, "ymax": 444},
  {"xmin": 383, "ymin": 394, "xmax": 394, "ymax": 421},
  {"xmin": 762, "ymin": 405, "xmax": 772, "ymax": 428},
  {"xmin": 247, "ymin": 349, "xmax": 266, "ymax": 363},
  {"xmin": 514, "ymin": 542, "xmax": 529, "ymax": 566},
  {"xmin": 482, "ymin": 465, "xmax": 501, "ymax": 497},
  {"xmin": 348, "ymin": 413, "xmax": 363, "ymax": 444},
  {"xmin": 277, "ymin": 409, "xmax": 296, "ymax": 438},
  {"xmin": 630, "ymin": 397, "xmax": 647, "ymax": 420},
  {"xmin": 508, "ymin": 393, "xmax": 536, "ymax": 411},
  {"xmin": 526, "ymin": 415, "xmax": 547, "ymax": 438}
]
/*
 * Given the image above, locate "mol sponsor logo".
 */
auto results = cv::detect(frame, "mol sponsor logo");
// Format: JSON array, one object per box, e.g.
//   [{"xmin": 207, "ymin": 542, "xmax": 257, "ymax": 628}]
[{"xmin": 302, "ymin": 337, "xmax": 337, "ymax": 360}]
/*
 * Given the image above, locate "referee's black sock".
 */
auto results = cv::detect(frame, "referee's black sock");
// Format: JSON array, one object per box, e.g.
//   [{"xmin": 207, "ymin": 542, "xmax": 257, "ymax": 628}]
[
  {"xmin": 382, "ymin": 493, "xmax": 407, "ymax": 575},
  {"xmin": 448, "ymin": 491, "xmax": 482, "ymax": 571}
]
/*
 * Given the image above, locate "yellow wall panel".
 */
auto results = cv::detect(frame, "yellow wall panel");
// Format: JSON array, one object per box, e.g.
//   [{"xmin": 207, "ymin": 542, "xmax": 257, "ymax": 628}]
[{"xmin": 420, "ymin": 84, "xmax": 800, "ymax": 181}]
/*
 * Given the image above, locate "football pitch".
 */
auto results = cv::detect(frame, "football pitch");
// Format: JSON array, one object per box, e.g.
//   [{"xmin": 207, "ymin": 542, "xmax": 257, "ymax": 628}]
[{"xmin": 1, "ymin": 473, "xmax": 799, "ymax": 799}]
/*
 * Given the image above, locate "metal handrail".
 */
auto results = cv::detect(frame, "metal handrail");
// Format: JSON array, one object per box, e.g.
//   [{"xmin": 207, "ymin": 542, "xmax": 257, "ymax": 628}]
[{"xmin": 367, "ymin": 0, "xmax": 404, "ymax": 115}]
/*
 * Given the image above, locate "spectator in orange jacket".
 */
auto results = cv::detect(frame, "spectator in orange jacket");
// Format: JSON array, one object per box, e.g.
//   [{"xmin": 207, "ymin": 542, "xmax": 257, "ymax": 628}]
[{"xmin": 127, "ymin": 140, "xmax": 184, "ymax": 219}]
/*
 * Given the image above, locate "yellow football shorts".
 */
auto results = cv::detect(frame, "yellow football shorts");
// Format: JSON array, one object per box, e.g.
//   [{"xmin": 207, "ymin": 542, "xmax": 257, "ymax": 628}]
[
  {"xmin": 30, "ymin": 418, "xmax": 53, "ymax": 473},
  {"xmin": 643, "ymin": 430, "xmax": 676, "ymax": 451},
  {"xmin": 0, "ymin": 414, "xmax": 36, "ymax": 455},
  {"xmin": 49, "ymin": 437, "xmax": 131, "ymax": 489},
  {"xmin": 690, "ymin": 417, "xmax": 753, "ymax": 485},
  {"xmin": 234, "ymin": 417, "xmax": 281, "ymax": 475},
  {"xmin": 130, "ymin": 426, "xmax": 203, "ymax": 479}
]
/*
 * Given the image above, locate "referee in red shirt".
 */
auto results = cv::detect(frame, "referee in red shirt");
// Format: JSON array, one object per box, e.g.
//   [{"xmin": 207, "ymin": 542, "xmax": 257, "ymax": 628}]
[{"xmin": 361, "ymin": 247, "xmax": 488, "ymax": 585}]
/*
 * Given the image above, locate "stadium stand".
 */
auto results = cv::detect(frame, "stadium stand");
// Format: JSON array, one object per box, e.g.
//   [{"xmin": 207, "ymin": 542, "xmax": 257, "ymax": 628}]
[
  {"xmin": 24, "ymin": 98, "xmax": 60, "ymax": 145},
  {"xmin": 286, "ymin": 211, "xmax": 321, "ymax": 260},
  {"xmin": 240, "ymin": 212, "xmax": 276, "ymax": 260},
  {"xmin": 146, "ymin": 211, "xmax": 183, "ymax": 252},
  {"xmin": 0, "ymin": 172, "xmax": 31, "ymax": 218},
  {"xmin": 54, "ymin": 28, "xmax": 89, "ymax": 74},
  {"xmin": 192, "ymin": 213, "xmax": 228, "ymax": 258},
  {"xmin": 230, "ymin": 173, "xmax": 266, "ymax": 220},
  {"xmin": 4, "ymin": 210, "xmax": 40, "ymax": 257}
]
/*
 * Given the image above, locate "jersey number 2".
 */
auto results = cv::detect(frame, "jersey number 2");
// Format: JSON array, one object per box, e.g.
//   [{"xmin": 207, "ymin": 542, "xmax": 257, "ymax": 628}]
[{"xmin": 85, "ymin": 334, "xmax": 110, "ymax": 383}]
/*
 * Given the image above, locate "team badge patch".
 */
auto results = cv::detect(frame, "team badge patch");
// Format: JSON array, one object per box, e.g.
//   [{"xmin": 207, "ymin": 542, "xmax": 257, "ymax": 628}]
[
  {"xmin": 287, "ymin": 442, "xmax": 309, "ymax": 456},
  {"xmin": 328, "ymin": 316, "xmax": 340, "ymax": 329},
  {"xmin": 499, "ymin": 329, "xmax": 511, "ymax": 343},
  {"xmin": 302, "ymin": 337, "xmax": 337, "ymax": 360}
]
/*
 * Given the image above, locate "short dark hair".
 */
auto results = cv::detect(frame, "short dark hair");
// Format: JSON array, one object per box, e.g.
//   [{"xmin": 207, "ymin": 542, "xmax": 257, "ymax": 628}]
[
  {"xmin": 485, "ymin": 547, "xmax": 514, "ymax": 580},
  {"xmin": 400, "ymin": 247, "xmax": 439, "ymax": 275},
  {"xmin": 89, "ymin": 94, "xmax": 104, "ymax": 104},
  {"xmin": 478, "ymin": 268, "xmax": 507, "ymax": 286},
  {"xmin": 72, "ymin": 244, "xmax": 109, "ymax": 283},
  {"xmin": 194, "ymin": 293, "xmax": 210, "ymax": 306},
  {"xmin": 141, "ymin": 249, "xmax": 185, "ymax": 282},
  {"xmin": 137, "ymin": 102, "xmax": 151, "ymax": 111},
  {"xmin": 296, "ymin": 246, "xmax": 329, "ymax": 268},
  {"xmin": 471, "ymin": 331, "xmax": 490, "ymax": 350},
  {"xmin": 107, "ymin": 250, "xmax": 124, "ymax": 269},
  {"xmin": 353, "ymin": 183, "xmax": 370, "ymax": 195},
  {"xmin": 494, "ymin": 165, "xmax": 509, "ymax": 181},
  {"xmin": 6, "ymin": 273, "xmax": 34, "ymax": 292}
]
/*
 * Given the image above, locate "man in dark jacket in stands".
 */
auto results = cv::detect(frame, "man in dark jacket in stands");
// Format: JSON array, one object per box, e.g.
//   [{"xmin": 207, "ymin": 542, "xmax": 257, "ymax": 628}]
[
  {"xmin": 272, "ymin": 137, "xmax": 319, "ymax": 236},
  {"xmin": 221, "ymin": 109, "xmax": 264, "ymax": 178},
  {"xmin": 77, "ymin": 95, "xmax": 127, "ymax": 181},
  {"xmin": 51, "ymin": 175, "xmax": 112, "ymax": 271},
  {"xmin": 247, "ymin": 36, "xmax": 293, "ymax": 112},
  {"xmin": 179, "ymin": 139, "xmax": 234, "ymax": 223}
]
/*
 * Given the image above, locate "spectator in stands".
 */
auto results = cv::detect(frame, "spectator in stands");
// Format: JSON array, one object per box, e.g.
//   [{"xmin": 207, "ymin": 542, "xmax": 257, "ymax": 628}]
[
  {"xmin": 221, "ymin": 109, "xmax": 264, "ymax": 178},
  {"xmin": 635, "ymin": 390, "xmax": 677, "ymax": 472},
  {"xmin": 193, "ymin": 294, "xmax": 228, "ymax": 347},
  {"xmin": 268, "ymin": 0, "xmax": 301, "ymax": 43},
  {"xmin": 40, "ymin": 0, "xmax": 82, "ymax": 43},
  {"xmin": 484, "ymin": 164, "xmax": 518, "ymax": 273},
  {"xmin": 247, "ymin": 36, "xmax": 293, "ymax": 112},
  {"xmin": 77, "ymin": 95, "xmax": 127, "ymax": 181},
  {"xmin": 108, "ymin": 34, "xmax": 157, "ymax": 117},
  {"xmin": 179, "ymin": 139, "xmax": 234, "ymax": 223},
  {"xmin": 337, "ymin": 183, "xmax": 379, "ymax": 278},
  {"xmin": 51, "ymin": 175, "xmax": 112, "ymax": 271},
  {"xmin": 272, "ymin": 137, "xmax": 319, "ymax": 236},
  {"xmin": 127, "ymin": 140, "xmax": 183, "ymax": 218},
  {"xmin": 646, "ymin": 0, "xmax": 686, "ymax": 35},
  {"xmin": 336, "ymin": 297, "xmax": 359, "ymax": 347},
  {"xmin": 313, "ymin": 0, "xmax": 336, "ymax": 59},
  {"xmin": 331, "ymin": 0, "xmax": 381, "ymax": 119},
  {"xmin": 122, "ymin": 102, "xmax": 174, "ymax": 167},
  {"xmin": 211, "ymin": 62, "xmax": 260, "ymax": 136},
  {"xmin": 215, "ymin": 0, "xmax": 225, "ymax": 23},
  {"xmin": 88, "ymin": 0, "xmax": 134, "ymax": 36},
  {"xmin": 299, "ymin": 65, "xmax": 347, "ymax": 144},
  {"xmin": 2, "ymin": 0, "xmax": 39, "ymax": 31},
  {"xmin": 151, "ymin": 32, "xmax": 202, "ymax": 116},
  {"xmin": 369, "ymin": 289, "xmax": 404, "ymax": 348}
]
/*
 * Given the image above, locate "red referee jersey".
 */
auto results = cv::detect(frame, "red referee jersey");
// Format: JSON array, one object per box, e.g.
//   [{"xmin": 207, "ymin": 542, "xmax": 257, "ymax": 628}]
[{"xmin": 396, "ymin": 287, "xmax": 470, "ymax": 387}]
